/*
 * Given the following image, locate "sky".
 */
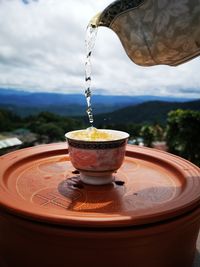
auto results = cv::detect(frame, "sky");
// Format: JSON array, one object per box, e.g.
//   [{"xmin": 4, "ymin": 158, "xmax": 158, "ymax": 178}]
[{"xmin": 0, "ymin": 0, "xmax": 199, "ymax": 98}]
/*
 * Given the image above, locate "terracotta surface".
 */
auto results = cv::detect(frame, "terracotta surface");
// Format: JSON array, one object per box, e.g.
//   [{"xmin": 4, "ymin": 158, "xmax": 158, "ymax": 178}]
[
  {"xmin": 0, "ymin": 143, "xmax": 200, "ymax": 228},
  {"xmin": 0, "ymin": 143, "xmax": 200, "ymax": 267},
  {"xmin": 0, "ymin": 201, "xmax": 200, "ymax": 267}
]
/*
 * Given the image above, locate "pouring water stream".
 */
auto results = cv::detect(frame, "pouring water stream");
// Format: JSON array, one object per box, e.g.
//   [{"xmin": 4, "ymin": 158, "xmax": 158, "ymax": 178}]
[{"xmin": 84, "ymin": 23, "xmax": 98, "ymax": 128}]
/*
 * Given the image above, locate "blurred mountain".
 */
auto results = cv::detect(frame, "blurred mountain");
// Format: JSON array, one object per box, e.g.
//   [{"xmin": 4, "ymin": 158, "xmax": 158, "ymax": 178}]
[
  {"xmin": 0, "ymin": 88, "xmax": 196, "ymax": 117},
  {"xmin": 94, "ymin": 99, "xmax": 200, "ymax": 125}
]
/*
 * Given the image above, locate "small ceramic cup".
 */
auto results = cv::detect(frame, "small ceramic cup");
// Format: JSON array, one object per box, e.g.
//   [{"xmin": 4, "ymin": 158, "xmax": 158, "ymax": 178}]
[{"xmin": 65, "ymin": 129, "xmax": 129, "ymax": 185}]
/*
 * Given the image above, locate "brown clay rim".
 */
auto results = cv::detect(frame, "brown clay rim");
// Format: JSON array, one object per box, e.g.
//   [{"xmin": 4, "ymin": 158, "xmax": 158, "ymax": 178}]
[{"xmin": 0, "ymin": 143, "xmax": 200, "ymax": 228}]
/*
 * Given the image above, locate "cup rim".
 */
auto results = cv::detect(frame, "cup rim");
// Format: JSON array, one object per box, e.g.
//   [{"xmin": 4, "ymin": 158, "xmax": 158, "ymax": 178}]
[{"xmin": 65, "ymin": 129, "xmax": 129, "ymax": 143}]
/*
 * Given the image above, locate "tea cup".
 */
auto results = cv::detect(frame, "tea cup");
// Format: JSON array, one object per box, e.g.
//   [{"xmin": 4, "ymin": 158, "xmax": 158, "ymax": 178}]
[{"xmin": 65, "ymin": 129, "xmax": 129, "ymax": 185}]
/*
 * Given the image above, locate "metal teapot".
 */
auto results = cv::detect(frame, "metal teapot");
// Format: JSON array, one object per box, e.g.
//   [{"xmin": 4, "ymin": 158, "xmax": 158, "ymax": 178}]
[{"xmin": 91, "ymin": 0, "xmax": 200, "ymax": 66}]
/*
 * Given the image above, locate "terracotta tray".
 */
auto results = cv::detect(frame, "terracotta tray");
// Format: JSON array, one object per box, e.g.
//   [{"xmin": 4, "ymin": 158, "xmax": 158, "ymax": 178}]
[{"xmin": 0, "ymin": 143, "xmax": 200, "ymax": 228}]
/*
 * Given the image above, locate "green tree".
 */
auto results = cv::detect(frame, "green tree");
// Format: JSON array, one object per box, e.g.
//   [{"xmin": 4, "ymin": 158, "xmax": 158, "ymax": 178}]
[
  {"xmin": 153, "ymin": 124, "xmax": 165, "ymax": 141},
  {"xmin": 140, "ymin": 125, "xmax": 155, "ymax": 147},
  {"xmin": 36, "ymin": 123, "xmax": 64, "ymax": 142},
  {"xmin": 26, "ymin": 112, "xmax": 84, "ymax": 139},
  {"xmin": 166, "ymin": 109, "xmax": 200, "ymax": 166},
  {"xmin": 0, "ymin": 108, "xmax": 22, "ymax": 131}
]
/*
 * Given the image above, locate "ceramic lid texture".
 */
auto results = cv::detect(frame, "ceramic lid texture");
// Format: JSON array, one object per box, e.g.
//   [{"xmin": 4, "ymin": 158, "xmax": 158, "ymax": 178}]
[{"xmin": 0, "ymin": 143, "xmax": 200, "ymax": 228}]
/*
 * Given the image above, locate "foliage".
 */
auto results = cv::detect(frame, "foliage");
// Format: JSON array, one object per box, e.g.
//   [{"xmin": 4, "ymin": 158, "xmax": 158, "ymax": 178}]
[
  {"xmin": 0, "ymin": 108, "xmax": 22, "ymax": 131},
  {"xmin": 153, "ymin": 124, "xmax": 165, "ymax": 141},
  {"xmin": 1, "ymin": 107, "xmax": 200, "ymax": 167},
  {"xmin": 36, "ymin": 123, "xmax": 65, "ymax": 142},
  {"xmin": 140, "ymin": 125, "xmax": 155, "ymax": 147},
  {"xmin": 26, "ymin": 112, "xmax": 85, "ymax": 142},
  {"xmin": 139, "ymin": 124, "xmax": 165, "ymax": 147},
  {"xmin": 0, "ymin": 109, "xmax": 84, "ymax": 143},
  {"xmin": 26, "ymin": 112, "xmax": 84, "ymax": 135},
  {"xmin": 166, "ymin": 109, "xmax": 200, "ymax": 166}
]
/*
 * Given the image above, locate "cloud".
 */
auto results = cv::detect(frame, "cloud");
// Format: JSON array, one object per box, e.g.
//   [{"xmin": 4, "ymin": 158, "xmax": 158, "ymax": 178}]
[{"xmin": 0, "ymin": 0, "xmax": 199, "ymax": 98}]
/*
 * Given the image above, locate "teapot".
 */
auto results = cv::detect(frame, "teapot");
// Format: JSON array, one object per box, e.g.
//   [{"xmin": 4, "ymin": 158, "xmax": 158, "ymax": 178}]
[{"xmin": 91, "ymin": 0, "xmax": 200, "ymax": 66}]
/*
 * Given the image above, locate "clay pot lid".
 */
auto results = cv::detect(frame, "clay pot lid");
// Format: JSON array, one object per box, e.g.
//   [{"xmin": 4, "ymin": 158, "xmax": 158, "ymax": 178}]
[{"xmin": 0, "ymin": 143, "xmax": 200, "ymax": 228}]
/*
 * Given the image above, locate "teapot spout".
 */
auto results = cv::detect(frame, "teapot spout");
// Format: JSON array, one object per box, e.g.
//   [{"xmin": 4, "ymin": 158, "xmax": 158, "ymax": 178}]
[
  {"xmin": 89, "ymin": 0, "xmax": 144, "ymax": 28},
  {"xmin": 89, "ymin": 12, "xmax": 102, "ymax": 28}
]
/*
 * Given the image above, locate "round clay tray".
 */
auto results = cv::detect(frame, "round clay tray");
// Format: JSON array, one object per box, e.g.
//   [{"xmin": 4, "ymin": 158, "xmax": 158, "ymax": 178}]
[{"xmin": 0, "ymin": 143, "xmax": 200, "ymax": 228}]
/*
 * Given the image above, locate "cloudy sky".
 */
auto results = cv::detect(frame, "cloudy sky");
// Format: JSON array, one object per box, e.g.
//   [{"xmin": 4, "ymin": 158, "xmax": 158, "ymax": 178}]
[{"xmin": 0, "ymin": 0, "xmax": 199, "ymax": 98}]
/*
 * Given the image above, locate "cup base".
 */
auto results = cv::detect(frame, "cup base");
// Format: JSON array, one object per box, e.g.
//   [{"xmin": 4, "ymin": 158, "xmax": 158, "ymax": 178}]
[{"xmin": 80, "ymin": 172, "xmax": 115, "ymax": 185}]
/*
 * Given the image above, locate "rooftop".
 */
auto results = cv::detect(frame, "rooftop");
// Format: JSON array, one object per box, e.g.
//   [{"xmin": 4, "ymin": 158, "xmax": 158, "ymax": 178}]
[{"xmin": 0, "ymin": 137, "xmax": 22, "ymax": 149}]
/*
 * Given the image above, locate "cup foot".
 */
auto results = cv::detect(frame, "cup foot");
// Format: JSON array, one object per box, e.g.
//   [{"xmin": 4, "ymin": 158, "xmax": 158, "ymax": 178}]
[{"xmin": 80, "ymin": 172, "xmax": 115, "ymax": 185}]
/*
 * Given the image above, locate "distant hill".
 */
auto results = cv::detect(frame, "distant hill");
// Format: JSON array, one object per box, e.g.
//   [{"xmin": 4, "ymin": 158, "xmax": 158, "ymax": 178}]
[
  {"xmin": 0, "ymin": 88, "xmax": 195, "ymax": 117},
  {"xmin": 94, "ymin": 99, "xmax": 200, "ymax": 125}
]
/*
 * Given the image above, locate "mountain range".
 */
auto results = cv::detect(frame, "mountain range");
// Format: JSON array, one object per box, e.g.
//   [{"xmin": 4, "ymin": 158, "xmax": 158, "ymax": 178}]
[
  {"xmin": 94, "ymin": 99, "xmax": 200, "ymax": 125},
  {"xmin": 0, "ymin": 88, "xmax": 196, "ymax": 117}
]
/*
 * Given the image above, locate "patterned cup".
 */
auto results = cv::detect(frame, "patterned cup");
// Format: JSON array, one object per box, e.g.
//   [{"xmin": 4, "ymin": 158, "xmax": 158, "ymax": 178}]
[{"xmin": 65, "ymin": 129, "xmax": 129, "ymax": 185}]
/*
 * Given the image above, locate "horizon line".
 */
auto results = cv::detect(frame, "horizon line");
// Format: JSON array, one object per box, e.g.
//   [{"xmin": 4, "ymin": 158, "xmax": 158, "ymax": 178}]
[{"xmin": 0, "ymin": 87, "xmax": 199, "ymax": 99}]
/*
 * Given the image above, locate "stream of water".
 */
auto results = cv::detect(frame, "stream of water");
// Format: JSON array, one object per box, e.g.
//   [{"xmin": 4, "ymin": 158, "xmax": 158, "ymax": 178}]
[{"xmin": 84, "ymin": 24, "xmax": 98, "ymax": 127}]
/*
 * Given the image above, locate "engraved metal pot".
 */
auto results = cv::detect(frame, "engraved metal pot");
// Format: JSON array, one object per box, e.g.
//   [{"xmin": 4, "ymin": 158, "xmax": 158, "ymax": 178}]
[{"xmin": 92, "ymin": 0, "xmax": 200, "ymax": 66}]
